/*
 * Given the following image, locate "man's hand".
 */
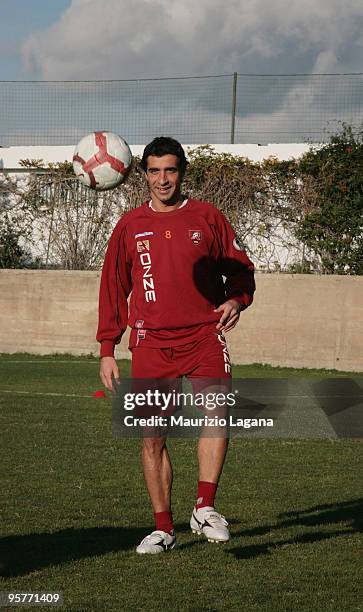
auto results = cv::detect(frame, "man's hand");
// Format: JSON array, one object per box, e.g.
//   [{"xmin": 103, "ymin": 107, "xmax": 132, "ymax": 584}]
[
  {"xmin": 215, "ymin": 299, "xmax": 243, "ymax": 333},
  {"xmin": 100, "ymin": 356, "xmax": 120, "ymax": 391}
]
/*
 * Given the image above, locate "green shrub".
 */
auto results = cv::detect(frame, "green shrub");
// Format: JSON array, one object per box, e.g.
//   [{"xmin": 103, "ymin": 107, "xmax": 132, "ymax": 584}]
[{"xmin": 296, "ymin": 124, "xmax": 363, "ymax": 274}]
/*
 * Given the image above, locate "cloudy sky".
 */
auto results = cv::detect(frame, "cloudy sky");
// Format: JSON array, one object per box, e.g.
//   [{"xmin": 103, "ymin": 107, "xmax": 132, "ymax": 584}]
[
  {"xmin": 0, "ymin": 0, "xmax": 362, "ymax": 144},
  {"xmin": 0, "ymin": 0, "xmax": 361, "ymax": 80}
]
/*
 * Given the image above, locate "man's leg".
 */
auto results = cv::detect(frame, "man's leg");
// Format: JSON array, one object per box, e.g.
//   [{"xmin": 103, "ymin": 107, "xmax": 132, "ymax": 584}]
[
  {"xmin": 142, "ymin": 436, "xmax": 173, "ymax": 514},
  {"xmin": 132, "ymin": 347, "xmax": 178, "ymax": 552},
  {"xmin": 198, "ymin": 435, "xmax": 229, "ymax": 485},
  {"xmin": 190, "ymin": 428, "xmax": 230, "ymax": 543},
  {"xmin": 183, "ymin": 333, "xmax": 232, "ymax": 542},
  {"xmin": 193, "ymin": 378, "xmax": 230, "ymax": 508},
  {"xmin": 196, "ymin": 398, "xmax": 229, "ymax": 510},
  {"xmin": 135, "ymin": 433, "xmax": 176, "ymax": 554},
  {"xmin": 132, "ymin": 345, "xmax": 176, "ymax": 516}
]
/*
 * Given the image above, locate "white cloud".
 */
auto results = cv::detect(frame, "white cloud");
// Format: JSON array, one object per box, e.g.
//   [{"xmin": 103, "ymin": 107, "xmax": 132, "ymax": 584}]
[
  {"xmin": 235, "ymin": 75, "xmax": 361, "ymax": 144},
  {"xmin": 22, "ymin": 0, "xmax": 363, "ymax": 80},
  {"xmin": 10, "ymin": 0, "xmax": 362, "ymax": 145}
]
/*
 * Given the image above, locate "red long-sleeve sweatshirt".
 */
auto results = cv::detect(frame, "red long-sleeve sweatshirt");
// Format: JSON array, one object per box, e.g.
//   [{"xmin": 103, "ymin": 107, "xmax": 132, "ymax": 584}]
[{"xmin": 96, "ymin": 198, "xmax": 255, "ymax": 357}]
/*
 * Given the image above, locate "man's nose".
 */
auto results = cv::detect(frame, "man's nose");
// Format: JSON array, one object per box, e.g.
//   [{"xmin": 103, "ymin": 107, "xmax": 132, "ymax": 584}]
[{"xmin": 159, "ymin": 171, "xmax": 168, "ymax": 184}]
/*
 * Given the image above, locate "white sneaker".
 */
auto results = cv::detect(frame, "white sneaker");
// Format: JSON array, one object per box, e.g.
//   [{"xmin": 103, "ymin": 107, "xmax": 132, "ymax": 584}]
[
  {"xmin": 136, "ymin": 530, "xmax": 176, "ymax": 554},
  {"xmin": 190, "ymin": 506, "xmax": 230, "ymax": 542}
]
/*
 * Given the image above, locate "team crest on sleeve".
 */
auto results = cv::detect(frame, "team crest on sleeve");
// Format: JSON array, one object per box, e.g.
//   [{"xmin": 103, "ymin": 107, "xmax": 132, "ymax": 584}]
[{"xmin": 189, "ymin": 230, "xmax": 202, "ymax": 244}]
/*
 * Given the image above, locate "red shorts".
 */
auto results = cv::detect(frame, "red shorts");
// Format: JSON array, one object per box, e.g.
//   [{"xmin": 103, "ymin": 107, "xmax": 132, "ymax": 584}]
[
  {"xmin": 130, "ymin": 332, "xmax": 231, "ymax": 419},
  {"xmin": 131, "ymin": 332, "xmax": 232, "ymax": 380}
]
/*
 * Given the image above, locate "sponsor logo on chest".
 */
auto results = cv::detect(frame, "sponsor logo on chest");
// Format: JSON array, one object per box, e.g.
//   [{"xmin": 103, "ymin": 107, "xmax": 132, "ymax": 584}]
[
  {"xmin": 139, "ymin": 250, "xmax": 156, "ymax": 303},
  {"xmin": 134, "ymin": 233, "xmax": 156, "ymax": 302},
  {"xmin": 137, "ymin": 240, "xmax": 149, "ymax": 253}
]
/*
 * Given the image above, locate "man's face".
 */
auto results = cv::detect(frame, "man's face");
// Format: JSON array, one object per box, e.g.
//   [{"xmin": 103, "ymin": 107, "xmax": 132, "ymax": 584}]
[{"xmin": 145, "ymin": 154, "xmax": 182, "ymax": 205}]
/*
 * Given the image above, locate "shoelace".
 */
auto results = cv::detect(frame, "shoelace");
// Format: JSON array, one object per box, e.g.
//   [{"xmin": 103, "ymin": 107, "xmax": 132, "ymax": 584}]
[
  {"xmin": 141, "ymin": 532, "xmax": 171, "ymax": 546},
  {"xmin": 204, "ymin": 512, "xmax": 228, "ymax": 527}
]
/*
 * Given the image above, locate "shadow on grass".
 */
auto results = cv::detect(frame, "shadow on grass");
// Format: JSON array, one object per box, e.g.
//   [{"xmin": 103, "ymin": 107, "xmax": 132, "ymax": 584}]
[
  {"xmin": 227, "ymin": 497, "xmax": 362, "ymax": 560},
  {"xmin": 0, "ymin": 522, "xmax": 194, "ymax": 578},
  {"xmin": 2, "ymin": 500, "xmax": 360, "ymax": 572},
  {"xmin": 228, "ymin": 529, "xmax": 356, "ymax": 559},
  {"xmin": 277, "ymin": 498, "xmax": 363, "ymax": 529}
]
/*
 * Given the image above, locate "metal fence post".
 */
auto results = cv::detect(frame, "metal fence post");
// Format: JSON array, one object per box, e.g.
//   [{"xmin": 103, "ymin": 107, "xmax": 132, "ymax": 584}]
[{"xmin": 230, "ymin": 72, "xmax": 237, "ymax": 144}]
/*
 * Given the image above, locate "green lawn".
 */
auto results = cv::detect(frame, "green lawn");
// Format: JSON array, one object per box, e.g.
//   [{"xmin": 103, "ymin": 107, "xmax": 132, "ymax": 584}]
[{"xmin": 0, "ymin": 355, "xmax": 362, "ymax": 611}]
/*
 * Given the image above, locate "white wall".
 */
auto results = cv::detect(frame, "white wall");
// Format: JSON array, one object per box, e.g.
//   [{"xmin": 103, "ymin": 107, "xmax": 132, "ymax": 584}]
[
  {"xmin": 0, "ymin": 143, "xmax": 311, "ymax": 168},
  {"xmin": 0, "ymin": 141, "xmax": 314, "ymax": 271}
]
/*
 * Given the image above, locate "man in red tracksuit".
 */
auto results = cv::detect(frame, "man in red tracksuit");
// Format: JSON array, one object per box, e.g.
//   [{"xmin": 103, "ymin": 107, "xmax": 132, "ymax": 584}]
[{"xmin": 97, "ymin": 137, "xmax": 255, "ymax": 554}]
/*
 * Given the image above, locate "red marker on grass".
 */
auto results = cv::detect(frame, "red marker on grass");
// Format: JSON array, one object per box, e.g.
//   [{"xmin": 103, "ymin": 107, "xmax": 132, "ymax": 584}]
[{"xmin": 93, "ymin": 389, "xmax": 106, "ymax": 398}]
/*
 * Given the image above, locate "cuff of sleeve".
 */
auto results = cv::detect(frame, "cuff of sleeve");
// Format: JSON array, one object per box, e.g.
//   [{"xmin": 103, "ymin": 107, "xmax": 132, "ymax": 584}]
[
  {"xmin": 227, "ymin": 294, "xmax": 253, "ymax": 310},
  {"xmin": 99, "ymin": 340, "xmax": 115, "ymax": 358}
]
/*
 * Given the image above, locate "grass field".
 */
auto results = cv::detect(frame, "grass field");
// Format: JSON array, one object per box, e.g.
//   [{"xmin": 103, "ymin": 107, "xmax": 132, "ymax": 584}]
[{"xmin": 0, "ymin": 354, "xmax": 362, "ymax": 611}]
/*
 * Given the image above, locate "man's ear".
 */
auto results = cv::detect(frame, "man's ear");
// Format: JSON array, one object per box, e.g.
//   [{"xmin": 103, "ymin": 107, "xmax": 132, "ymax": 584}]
[{"xmin": 140, "ymin": 166, "xmax": 148, "ymax": 180}]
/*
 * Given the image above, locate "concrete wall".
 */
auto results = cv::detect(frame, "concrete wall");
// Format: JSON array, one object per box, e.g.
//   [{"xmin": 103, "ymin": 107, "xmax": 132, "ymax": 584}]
[{"xmin": 0, "ymin": 270, "xmax": 362, "ymax": 371}]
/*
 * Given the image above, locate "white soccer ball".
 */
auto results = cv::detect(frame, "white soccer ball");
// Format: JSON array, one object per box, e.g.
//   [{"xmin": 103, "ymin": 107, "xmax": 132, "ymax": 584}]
[{"xmin": 73, "ymin": 131, "xmax": 132, "ymax": 191}]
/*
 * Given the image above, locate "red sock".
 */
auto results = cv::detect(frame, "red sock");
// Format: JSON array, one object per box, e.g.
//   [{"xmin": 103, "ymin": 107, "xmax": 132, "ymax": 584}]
[
  {"xmin": 196, "ymin": 481, "xmax": 218, "ymax": 509},
  {"xmin": 154, "ymin": 510, "xmax": 174, "ymax": 534}
]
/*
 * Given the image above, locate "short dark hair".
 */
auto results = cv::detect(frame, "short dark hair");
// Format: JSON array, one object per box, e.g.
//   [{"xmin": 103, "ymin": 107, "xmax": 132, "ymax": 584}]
[{"xmin": 140, "ymin": 136, "xmax": 188, "ymax": 174}]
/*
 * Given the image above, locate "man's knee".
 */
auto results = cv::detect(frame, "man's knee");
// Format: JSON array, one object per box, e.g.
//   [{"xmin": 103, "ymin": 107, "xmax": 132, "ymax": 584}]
[{"xmin": 142, "ymin": 436, "xmax": 167, "ymax": 458}]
